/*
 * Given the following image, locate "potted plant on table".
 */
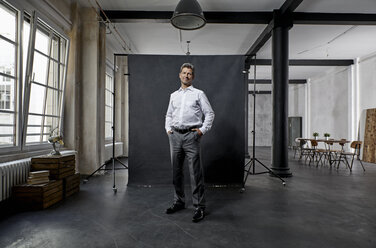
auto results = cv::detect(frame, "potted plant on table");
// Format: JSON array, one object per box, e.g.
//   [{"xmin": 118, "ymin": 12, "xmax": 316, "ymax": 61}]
[
  {"xmin": 324, "ymin": 133, "xmax": 330, "ymax": 140},
  {"xmin": 313, "ymin": 132, "xmax": 319, "ymax": 140}
]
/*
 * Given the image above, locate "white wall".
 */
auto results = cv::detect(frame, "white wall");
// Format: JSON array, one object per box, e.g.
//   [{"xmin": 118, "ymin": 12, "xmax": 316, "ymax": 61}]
[
  {"xmin": 249, "ymin": 93, "xmax": 272, "ymax": 146},
  {"xmin": 289, "ymin": 84, "xmax": 306, "ymax": 137},
  {"xmin": 248, "ymin": 84, "xmax": 306, "ymax": 147},
  {"xmin": 308, "ymin": 67, "xmax": 350, "ymax": 142},
  {"xmin": 358, "ymin": 54, "xmax": 376, "ymax": 112}
]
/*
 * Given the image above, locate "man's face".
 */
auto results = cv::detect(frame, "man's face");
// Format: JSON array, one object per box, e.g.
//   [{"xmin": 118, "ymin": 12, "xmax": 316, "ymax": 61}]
[{"xmin": 179, "ymin": 67, "xmax": 194, "ymax": 86}]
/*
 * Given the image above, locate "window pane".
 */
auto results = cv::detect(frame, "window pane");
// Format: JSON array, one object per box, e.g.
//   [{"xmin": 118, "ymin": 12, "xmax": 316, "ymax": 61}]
[
  {"xmin": 32, "ymin": 52, "xmax": 48, "ymax": 85},
  {"xmin": 105, "ymin": 122, "xmax": 112, "ymax": 138},
  {"xmin": 0, "ymin": 77, "xmax": 15, "ymax": 111},
  {"xmin": 26, "ymin": 114, "xmax": 42, "ymax": 143},
  {"xmin": 45, "ymin": 88, "xmax": 59, "ymax": 116},
  {"xmin": 47, "ymin": 60, "xmax": 59, "ymax": 89},
  {"xmin": 35, "ymin": 28, "xmax": 49, "ymax": 55},
  {"xmin": 26, "ymin": 135, "xmax": 40, "ymax": 143},
  {"xmin": 0, "ymin": 3, "xmax": 16, "ymax": 41},
  {"xmin": 43, "ymin": 116, "xmax": 59, "ymax": 142},
  {"xmin": 0, "ymin": 112, "xmax": 15, "ymax": 146},
  {"xmin": 105, "ymin": 106, "xmax": 112, "ymax": 123},
  {"xmin": 0, "ymin": 39, "xmax": 16, "ymax": 77},
  {"xmin": 105, "ymin": 90, "xmax": 112, "ymax": 106},
  {"xmin": 29, "ymin": 83, "xmax": 46, "ymax": 114},
  {"xmin": 51, "ymin": 35, "xmax": 58, "ymax": 61}
]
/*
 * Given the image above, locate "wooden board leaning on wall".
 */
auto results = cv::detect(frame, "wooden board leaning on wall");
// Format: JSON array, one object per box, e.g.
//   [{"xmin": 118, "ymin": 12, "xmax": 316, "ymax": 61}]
[{"xmin": 363, "ymin": 108, "xmax": 376, "ymax": 163}]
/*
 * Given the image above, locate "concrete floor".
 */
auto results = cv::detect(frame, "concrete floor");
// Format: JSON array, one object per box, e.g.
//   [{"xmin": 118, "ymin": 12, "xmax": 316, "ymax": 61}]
[{"xmin": 1, "ymin": 147, "xmax": 376, "ymax": 248}]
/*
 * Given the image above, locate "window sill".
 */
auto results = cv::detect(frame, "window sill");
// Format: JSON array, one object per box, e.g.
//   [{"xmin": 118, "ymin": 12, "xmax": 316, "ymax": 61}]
[{"xmin": 0, "ymin": 148, "xmax": 76, "ymax": 163}]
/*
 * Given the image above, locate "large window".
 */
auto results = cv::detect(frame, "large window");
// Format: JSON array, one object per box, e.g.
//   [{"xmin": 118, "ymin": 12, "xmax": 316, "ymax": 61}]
[
  {"xmin": 0, "ymin": 2, "xmax": 17, "ymax": 147},
  {"xmin": 105, "ymin": 73, "xmax": 113, "ymax": 140},
  {"xmin": 0, "ymin": 1, "xmax": 69, "ymax": 152},
  {"xmin": 25, "ymin": 23, "xmax": 68, "ymax": 144}
]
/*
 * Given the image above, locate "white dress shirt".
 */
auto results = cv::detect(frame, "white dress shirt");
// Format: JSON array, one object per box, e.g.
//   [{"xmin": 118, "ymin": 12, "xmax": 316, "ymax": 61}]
[{"xmin": 165, "ymin": 85, "xmax": 215, "ymax": 135}]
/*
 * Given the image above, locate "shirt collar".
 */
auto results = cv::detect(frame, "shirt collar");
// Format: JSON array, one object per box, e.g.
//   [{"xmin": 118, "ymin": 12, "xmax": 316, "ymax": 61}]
[{"xmin": 178, "ymin": 85, "xmax": 194, "ymax": 92}]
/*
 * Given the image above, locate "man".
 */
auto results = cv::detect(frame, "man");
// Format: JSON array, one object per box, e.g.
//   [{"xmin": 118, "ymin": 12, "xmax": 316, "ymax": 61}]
[{"xmin": 165, "ymin": 62, "xmax": 215, "ymax": 223}]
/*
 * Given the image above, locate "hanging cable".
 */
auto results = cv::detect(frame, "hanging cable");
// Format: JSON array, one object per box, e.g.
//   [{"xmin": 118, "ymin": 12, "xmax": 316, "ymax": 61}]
[{"xmin": 298, "ymin": 26, "xmax": 358, "ymax": 55}]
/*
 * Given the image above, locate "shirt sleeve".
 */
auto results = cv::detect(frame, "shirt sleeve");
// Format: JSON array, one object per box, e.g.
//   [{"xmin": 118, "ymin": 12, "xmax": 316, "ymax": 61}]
[
  {"xmin": 198, "ymin": 92, "xmax": 215, "ymax": 135},
  {"xmin": 165, "ymin": 94, "xmax": 173, "ymax": 133}
]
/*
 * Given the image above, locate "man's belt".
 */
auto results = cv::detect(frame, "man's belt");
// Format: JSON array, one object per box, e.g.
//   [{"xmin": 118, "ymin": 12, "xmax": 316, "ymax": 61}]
[{"xmin": 172, "ymin": 126, "xmax": 200, "ymax": 134}]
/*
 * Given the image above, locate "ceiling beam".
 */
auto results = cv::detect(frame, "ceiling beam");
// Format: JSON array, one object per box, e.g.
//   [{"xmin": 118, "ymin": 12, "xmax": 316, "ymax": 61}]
[
  {"xmin": 249, "ymin": 91, "xmax": 272, "ymax": 94},
  {"xmin": 245, "ymin": 0, "xmax": 303, "ymax": 58},
  {"xmin": 248, "ymin": 79, "xmax": 306, "ymax": 84},
  {"xmin": 102, "ymin": 11, "xmax": 273, "ymax": 24},
  {"xmin": 293, "ymin": 12, "xmax": 376, "ymax": 25},
  {"xmin": 279, "ymin": 0, "xmax": 304, "ymax": 15},
  {"xmin": 246, "ymin": 59, "xmax": 354, "ymax": 66},
  {"xmin": 245, "ymin": 24, "xmax": 273, "ymax": 57},
  {"xmin": 103, "ymin": 11, "xmax": 376, "ymax": 26}
]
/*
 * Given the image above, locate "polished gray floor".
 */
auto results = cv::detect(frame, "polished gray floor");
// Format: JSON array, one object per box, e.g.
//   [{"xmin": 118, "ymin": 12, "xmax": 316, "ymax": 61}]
[{"xmin": 1, "ymin": 147, "xmax": 376, "ymax": 248}]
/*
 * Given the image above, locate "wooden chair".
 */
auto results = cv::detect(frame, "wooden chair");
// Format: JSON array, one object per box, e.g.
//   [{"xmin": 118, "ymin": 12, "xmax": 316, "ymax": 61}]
[
  {"xmin": 318, "ymin": 139, "xmax": 342, "ymax": 168},
  {"xmin": 306, "ymin": 140, "xmax": 322, "ymax": 166},
  {"xmin": 309, "ymin": 140, "xmax": 327, "ymax": 167},
  {"xmin": 337, "ymin": 141, "xmax": 365, "ymax": 171}
]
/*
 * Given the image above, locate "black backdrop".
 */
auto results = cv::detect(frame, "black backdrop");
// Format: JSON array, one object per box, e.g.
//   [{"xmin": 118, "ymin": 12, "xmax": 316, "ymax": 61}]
[{"xmin": 128, "ymin": 55, "xmax": 245, "ymax": 186}]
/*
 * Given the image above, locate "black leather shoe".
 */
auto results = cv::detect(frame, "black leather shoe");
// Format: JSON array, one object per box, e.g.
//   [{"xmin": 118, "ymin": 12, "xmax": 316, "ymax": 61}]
[
  {"xmin": 165, "ymin": 203, "xmax": 185, "ymax": 214},
  {"xmin": 192, "ymin": 208, "xmax": 205, "ymax": 222}
]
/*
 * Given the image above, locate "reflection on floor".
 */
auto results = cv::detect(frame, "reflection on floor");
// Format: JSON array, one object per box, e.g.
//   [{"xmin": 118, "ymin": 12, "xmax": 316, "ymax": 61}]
[{"xmin": 1, "ymin": 147, "xmax": 375, "ymax": 248}]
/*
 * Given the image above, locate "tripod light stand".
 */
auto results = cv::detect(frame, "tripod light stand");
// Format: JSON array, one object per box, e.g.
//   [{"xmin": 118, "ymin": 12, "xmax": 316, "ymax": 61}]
[
  {"xmin": 83, "ymin": 55, "xmax": 128, "ymax": 193},
  {"xmin": 241, "ymin": 55, "xmax": 286, "ymax": 193}
]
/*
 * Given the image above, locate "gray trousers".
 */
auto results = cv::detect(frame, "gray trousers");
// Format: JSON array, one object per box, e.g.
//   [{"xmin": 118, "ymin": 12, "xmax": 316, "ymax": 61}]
[{"xmin": 168, "ymin": 131, "xmax": 205, "ymax": 209}]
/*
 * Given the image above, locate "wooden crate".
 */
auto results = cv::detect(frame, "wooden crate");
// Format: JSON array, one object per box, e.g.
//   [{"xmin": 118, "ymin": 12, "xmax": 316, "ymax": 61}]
[
  {"xmin": 63, "ymin": 173, "xmax": 80, "ymax": 198},
  {"xmin": 31, "ymin": 154, "xmax": 75, "ymax": 164},
  {"xmin": 12, "ymin": 180, "xmax": 63, "ymax": 210},
  {"xmin": 31, "ymin": 154, "xmax": 76, "ymax": 180}
]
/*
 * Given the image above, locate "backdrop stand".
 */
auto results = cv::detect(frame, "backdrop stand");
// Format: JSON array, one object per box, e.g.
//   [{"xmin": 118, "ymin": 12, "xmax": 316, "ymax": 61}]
[
  {"xmin": 241, "ymin": 55, "xmax": 286, "ymax": 193},
  {"xmin": 83, "ymin": 55, "xmax": 128, "ymax": 193}
]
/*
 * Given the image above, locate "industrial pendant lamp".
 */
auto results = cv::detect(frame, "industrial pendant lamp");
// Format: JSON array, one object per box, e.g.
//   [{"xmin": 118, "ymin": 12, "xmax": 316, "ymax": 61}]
[{"xmin": 171, "ymin": 0, "xmax": 206, "ymax": 30}]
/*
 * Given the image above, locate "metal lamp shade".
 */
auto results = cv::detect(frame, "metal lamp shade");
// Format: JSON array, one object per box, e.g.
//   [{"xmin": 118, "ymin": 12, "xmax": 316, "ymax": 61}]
[{"xmin": 171, "ymin": 0, "xmax": 206, "ymax": 30}]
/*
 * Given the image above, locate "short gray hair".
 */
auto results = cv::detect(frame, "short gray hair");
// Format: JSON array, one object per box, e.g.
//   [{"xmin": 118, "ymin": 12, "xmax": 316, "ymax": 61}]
[{"xmin": 180, "ymin": 63, "xmax": 195, "ymax": 76}]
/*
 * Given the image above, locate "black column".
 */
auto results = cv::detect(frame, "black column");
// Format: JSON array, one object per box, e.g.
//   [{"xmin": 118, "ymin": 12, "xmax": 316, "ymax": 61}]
[{"xmin": 271, "ymin": 11, "xmax": 292, "ymax": 177}]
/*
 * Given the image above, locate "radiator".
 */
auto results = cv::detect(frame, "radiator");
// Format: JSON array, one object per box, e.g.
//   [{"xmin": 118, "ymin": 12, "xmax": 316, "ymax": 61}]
[{"xmin": 0, "ymin": 158, "xmax": 31, "ymax": 202}]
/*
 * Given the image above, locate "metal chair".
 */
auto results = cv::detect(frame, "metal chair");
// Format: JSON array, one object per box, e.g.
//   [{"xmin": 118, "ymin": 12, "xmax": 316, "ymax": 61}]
[
  {"xmin": 337, "ymin": 141, "xmax": 365, "ymax": 171},
  {"xmin": 306, "ymin": 140, "xmax": 321, "ymax": 166},
  {"xmin": 317, "ymin": 139, "xmax": 341, "ymax": 168}
]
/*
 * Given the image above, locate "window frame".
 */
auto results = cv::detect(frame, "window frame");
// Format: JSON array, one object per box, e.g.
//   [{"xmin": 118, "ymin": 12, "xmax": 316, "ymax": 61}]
[
  {"xmin": 0, "ymin": 1, "xmax": 21, "ymax": 152},
  {"xmin": 22, "ymin": 12, "xmax": 69, "ymax": 151},
  {"xmin": 0, "ymin": 0, "xmax": 70, "ymax": 155}
]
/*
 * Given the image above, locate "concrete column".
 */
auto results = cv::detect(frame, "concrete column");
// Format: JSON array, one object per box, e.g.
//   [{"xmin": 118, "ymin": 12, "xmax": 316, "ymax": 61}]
[
  {"xmin": 64, "ymin": 2, "xmax": 81, "ymax": 169},
  {"xmin": 271, "ymin": 12, "xmax": 292, "ymax": 177},
  {"xmin": 79, "ymin": 8, "xmax": 106, "ymax": 174}
]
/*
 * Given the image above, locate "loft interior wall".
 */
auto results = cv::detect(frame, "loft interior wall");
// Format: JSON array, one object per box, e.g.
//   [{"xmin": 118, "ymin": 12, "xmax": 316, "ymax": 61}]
[
  {"xmin": 308, "ymin": 67, "xmax": 350, "ymax": 146},
  {"xmin": 248, "ymin": 94, "xmax": 272, "ymax": 146},
  {"xmin": 358, "ymin": 54, "xmax": 376, "ymax": 112},
  {"xmin": 289, "ymin": 84, "xmax": 306, "ymax": 137}
]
